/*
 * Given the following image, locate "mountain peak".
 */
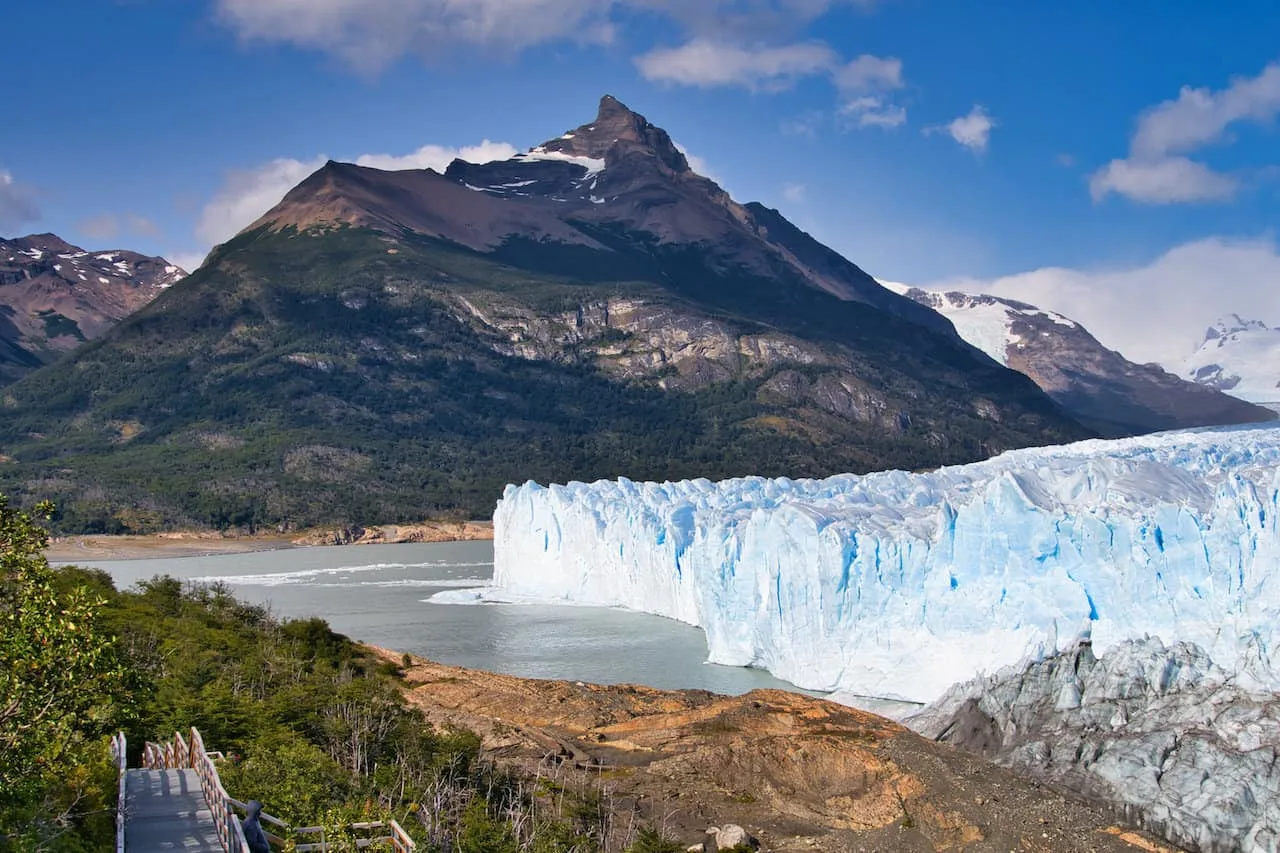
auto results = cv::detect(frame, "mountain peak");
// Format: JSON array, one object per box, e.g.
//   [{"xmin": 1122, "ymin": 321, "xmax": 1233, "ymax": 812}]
[
  {"xmin": 595, "ymin": 93, "xmax": 640, "ymax": 125},
  {"xmin": 1203, "ymin": 314, "xmax": 1269, "ymax": 343},
  {"xmin": 533, "ymin": 95, "xmax": 690, "ymax": 174},
  {"xmin": 15, "ymin": 233, "xmax": 78, "ymax": 253}
]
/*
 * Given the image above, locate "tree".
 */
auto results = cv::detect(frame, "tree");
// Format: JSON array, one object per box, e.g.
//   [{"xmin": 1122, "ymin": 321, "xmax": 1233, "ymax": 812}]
[{"xmin": 0, "ymin": 497, "xmax": 133, "ymax": 843}]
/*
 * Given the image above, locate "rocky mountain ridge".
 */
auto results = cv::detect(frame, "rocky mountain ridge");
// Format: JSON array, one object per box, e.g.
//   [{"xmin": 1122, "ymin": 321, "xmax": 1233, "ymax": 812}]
[
  {"xmin": 0, "ymin": 233, "xmax": 184, "ymax": 383},
  {"xmin": 258, "ymin": 95, "xmax": 950, "ymax": 334},
  {"xmin": 886, "ymin": 284, "xmax": 1274, "ymax": 435},
  {"xmin": 0, "ymin": 95, "xmax": 1087, "ymax": 532}
]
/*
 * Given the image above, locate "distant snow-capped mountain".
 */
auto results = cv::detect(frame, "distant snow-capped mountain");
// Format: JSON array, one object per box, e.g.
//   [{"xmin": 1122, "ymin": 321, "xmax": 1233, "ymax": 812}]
[
  {"xmin": 0, "ymin": 233, "xmax": 185, "ymax": 384},
  {"xmin": 1179, "ymin": 314, "xmax": 1280, "ymax": 406},
  {"xmin": 883, "ymin": 283, "xmax": 1274, "ymax": 436}
]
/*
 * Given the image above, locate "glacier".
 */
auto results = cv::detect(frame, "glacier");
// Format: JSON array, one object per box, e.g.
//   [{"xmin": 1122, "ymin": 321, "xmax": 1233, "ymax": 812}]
[{"xmin": 491, "ymin": 425, "xmax": 1280, "ymax": 703}]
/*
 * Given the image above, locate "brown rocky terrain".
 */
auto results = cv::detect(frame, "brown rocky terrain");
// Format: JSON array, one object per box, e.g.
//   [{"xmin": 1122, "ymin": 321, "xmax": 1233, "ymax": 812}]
[
  {"xmin": 0, "ymin": 233, "xmax": 185, "ymax": 383},
  {"xmin": 376, "ymin": 648, "xmax": 1186, "ymax": 853}
]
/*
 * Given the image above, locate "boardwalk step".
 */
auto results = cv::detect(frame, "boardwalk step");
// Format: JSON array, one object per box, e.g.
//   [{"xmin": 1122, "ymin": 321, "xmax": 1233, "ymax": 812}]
[{"xmin": 123, "ymin": 768, "xmax": 224, "ymax": 852}]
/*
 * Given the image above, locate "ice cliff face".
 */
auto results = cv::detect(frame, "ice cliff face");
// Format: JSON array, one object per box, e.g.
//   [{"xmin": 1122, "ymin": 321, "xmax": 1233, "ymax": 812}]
[
  {"xmin": 493, "ymin": 425, "xmax": 1280, "ymax": 703},
  {"xmin": 909, "ymin": 638, "xmax": 1280, "ymax": 853}
]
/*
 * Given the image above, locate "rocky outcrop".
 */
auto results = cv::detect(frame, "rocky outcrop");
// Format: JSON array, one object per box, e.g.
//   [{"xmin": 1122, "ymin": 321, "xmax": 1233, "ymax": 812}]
[
  {"xmin": 705, "ymin": 824, "xmax": 760, "ymax": 852},
  {"xmin": 291, "ymin": 520, "xmax": 493, "ymax": 547},
  {"xmin": 908, "ymin": 638, "xmax": 1280, "ymax": 853},
  {"xmin": 442, "ymin": 292, "xmax": 909, "ymax": 427},
  {"xmin": 385, "ymin": 649, "xmax": 1187, "ymax": 852}
]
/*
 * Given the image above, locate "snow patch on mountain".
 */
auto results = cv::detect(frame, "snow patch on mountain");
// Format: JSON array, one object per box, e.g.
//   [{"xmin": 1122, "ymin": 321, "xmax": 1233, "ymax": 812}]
[
  {"xmin": 490, "ymin": 425, "xmax": 1280, "ymax": 703},
  {"xmin": 516, "ymin": 148, "xmax": 606, "ymax": 176},
  {"xmin": 880, "ymin": 281, "xmax": 1076, "ymax": 366},
  {"xmin": 1180, "ymin": 314, "xmax": 1280, "ymax": 405}
]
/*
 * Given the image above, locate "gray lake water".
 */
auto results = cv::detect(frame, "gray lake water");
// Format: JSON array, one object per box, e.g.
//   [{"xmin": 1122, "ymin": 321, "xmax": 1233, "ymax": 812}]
[{"xmin": 61, "ymin": 541, "xmax": 806, "ymax": 695}]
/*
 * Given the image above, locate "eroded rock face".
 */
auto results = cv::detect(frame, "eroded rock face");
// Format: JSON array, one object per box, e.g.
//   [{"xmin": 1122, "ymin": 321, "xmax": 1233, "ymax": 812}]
[
  {"xmin": 444, "ymin": 292, "xmax": 909, "ymax": 428},
  {"xmin": 909, "ymin": 638, "xmax": 1280, "ymax": 853}
]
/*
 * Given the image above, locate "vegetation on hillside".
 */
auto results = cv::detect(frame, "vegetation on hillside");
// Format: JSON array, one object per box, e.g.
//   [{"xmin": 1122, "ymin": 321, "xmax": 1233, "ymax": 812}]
[
  {"xmin": 0, "ymin": 226, "xmax": 1087, "ymax": 534},
  {"xmin": 0, "ymin": 497, "xmax": 686, "ymax": 852},
  {"xmin": 0, "ymin": 497, "xmax": 131, "ymax": 851}
]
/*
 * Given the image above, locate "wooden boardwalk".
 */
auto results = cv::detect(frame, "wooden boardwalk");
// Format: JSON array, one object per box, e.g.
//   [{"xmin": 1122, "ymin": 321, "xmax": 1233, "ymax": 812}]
[
  {"xmin": 113, "ymin": 728, "xmax": 415, "ymax": 853},
  {"xmin": 123, "ymin": 768, "xmax": 223, "ymax": 851}
]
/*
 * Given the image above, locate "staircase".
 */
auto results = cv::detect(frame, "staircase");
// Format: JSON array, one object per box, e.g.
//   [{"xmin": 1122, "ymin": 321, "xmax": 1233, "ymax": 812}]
[
  {"xmin": 111, "ymin": 728, "xmax": 415, "ymax": 852},
  {"xmin": 122, "ymin": 768, "xmax": 224, "ymax": 851}
]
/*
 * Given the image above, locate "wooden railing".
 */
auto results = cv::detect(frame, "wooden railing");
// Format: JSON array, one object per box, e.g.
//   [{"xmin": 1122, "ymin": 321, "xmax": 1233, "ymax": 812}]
[
  {"xmin": 143, "ymin": 728, "xmax": 415, "ymax": 852},
  {"xmin": 110, "ymin": 731, "xmax": 127, "ymax": 853},
  {"xmin": 144, "ymin": 728, "xmax": 252, "ymax": 853}
]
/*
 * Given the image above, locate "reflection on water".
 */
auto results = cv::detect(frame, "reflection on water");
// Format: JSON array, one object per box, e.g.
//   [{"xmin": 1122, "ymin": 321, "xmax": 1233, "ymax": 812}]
[{"xmin": 60, "ymin": 541, "xmax": 809, "ymax": 696}]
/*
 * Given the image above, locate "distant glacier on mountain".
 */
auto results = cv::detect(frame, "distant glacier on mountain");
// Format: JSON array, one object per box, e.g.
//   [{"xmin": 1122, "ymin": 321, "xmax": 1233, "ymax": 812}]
[
  {"xmin": 491, "ymin": 425, "xmax": 1280, "ymax": 703},
  {"xmin": 882, "ymin": 282, "xmax": 1274, "ymax": 436},
  {"xmin": 1180, "ymin": 314, "xmax": 1280, "ymax": 407}
]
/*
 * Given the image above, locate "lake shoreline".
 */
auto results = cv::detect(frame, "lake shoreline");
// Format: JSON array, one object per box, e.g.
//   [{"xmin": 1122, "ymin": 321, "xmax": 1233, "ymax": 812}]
[{"xmin": 46, "ymin": 519, "xmax": 494, "ymax": 562}]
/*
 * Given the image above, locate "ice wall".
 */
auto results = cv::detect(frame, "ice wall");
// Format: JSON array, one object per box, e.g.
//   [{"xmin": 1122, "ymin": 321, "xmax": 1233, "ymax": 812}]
[{"xmin": 492, "ymin": 426, "xmax": 1280, "ymax": 702}]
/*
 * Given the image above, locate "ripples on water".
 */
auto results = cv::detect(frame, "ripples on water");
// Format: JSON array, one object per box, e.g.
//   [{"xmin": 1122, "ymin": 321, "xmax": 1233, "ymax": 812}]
[{"xmin": 59, "ymin": 541, "xmax": 809, "ymax": 695}]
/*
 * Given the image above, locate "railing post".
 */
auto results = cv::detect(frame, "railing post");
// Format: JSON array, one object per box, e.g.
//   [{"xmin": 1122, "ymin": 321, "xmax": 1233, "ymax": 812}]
[{"xmin": 111, "ymin": 732, "xmax": 127, "ymax": 853}]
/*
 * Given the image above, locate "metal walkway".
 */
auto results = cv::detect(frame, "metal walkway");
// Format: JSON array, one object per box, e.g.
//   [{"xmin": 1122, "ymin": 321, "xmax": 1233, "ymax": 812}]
[{"xmin": 123, "ymin": 768, "xmax": 223, "ymax": 852}]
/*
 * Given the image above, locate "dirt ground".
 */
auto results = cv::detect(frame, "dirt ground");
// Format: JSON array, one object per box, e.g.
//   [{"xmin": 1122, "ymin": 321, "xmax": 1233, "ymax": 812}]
[
  {"xmin": 45, "ymin": 531, "xmax": 300, "ymax": 562},
  {"xmin": 377, "ymin": 648, "xmax": 1186, "ymax": 853}
]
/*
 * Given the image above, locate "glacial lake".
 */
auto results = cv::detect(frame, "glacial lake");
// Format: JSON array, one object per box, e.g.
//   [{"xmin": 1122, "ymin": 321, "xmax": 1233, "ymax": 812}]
[{"xmin": 59, "ymin": 540, "xmax": 807, "ymax": 696}]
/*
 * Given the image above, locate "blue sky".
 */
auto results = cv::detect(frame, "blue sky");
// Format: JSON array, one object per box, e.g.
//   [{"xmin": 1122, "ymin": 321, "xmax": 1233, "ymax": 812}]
[{"xmin": 3, "ymin": 0, "xmax": 1280, "ymax": 362}]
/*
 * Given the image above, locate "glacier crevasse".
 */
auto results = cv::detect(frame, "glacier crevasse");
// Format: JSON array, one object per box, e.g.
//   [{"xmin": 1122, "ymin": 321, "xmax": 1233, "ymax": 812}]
[{"xmin": 492, "ymin": 426, "xmax": 1280, "ymax": 702}]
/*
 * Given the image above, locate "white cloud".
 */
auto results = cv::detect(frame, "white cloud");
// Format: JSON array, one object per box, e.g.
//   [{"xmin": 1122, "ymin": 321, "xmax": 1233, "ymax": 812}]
[
  {"xmin": 1091, "ymin": 61, "xmax": 1280, "ymax": 205},
  {"xmin": 834, "ymin": 54, "xmax": 902, "ymax": 92},
  {"xmin": 0, "ymin": 170, "xmax": 40, "ymax": 233},
  {"xmin": 839, "ymin": 96, "xmax": 906, "ymax": 129},
  {"xmin": 929, "ymin": 236, "xmax": 1280, "ymax": 365},
  {"xmin": 1089, "ymin": 156, "xmax": 1238, "ymax": 204},
  {"xmin": 1131, "ymin": 62, "xmax": 1280, "ymax": 159},
  {"xmin": 168, "ymin": 252, "xmax": 207, "ymax": 274},
  {"xmin": 833, "ymin": 55, "xmax": 906, "ymax": 129},
  {"xmin": 929, "ymin": 105, "xmax": 995, "ymax": 153},
  {"xmin": 194, "ymin": 155, "xmax": 328, "ymax": 249},
  {"xmin": 635, "ymin": 39, "xmax": 836, "ymax": 91},
  {"xmin": 782, "ymin": 182, "xmax": 807, "ymax": 203},
  {"xmin": 637, "ymin": 43, "xmax": 908, "ymax": 129},
  {"xmin": 216, "ymin": 0, "xmax": 617, "ymax": 74},
  {"xmin": 355, "ymin": 139, "xmax": 517, "ymax": 171},
  {"xmin": 215, "ymin": 0, "xmax": 877, "ymax": 71}
]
